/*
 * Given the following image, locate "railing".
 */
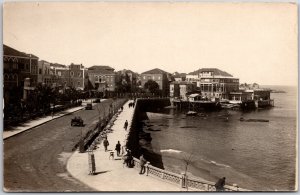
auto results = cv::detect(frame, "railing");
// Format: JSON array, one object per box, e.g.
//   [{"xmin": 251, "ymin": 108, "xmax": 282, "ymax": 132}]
[{"xmin": 132, "ymin": 157, "xmax": 250, "ymax": 191}]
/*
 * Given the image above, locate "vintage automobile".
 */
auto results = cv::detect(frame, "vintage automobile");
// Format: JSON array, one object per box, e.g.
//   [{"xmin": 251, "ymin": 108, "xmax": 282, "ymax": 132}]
[
  {"xmin": 85, "ymin": 103, "xmax": 92, "ymax": 110},
  {"xmin": 71, "ymin": 116, "xmax": 84, "ymax": 126}
]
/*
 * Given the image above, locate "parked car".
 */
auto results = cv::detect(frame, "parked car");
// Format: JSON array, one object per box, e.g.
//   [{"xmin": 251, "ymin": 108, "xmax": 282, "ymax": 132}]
[
  {"xmin": 71, "ymin": 116, "xmax": 84, "ymax": 126},
  {"xmin": 85, "ymin": 103, "xmax": 92, "ymax": 110}
]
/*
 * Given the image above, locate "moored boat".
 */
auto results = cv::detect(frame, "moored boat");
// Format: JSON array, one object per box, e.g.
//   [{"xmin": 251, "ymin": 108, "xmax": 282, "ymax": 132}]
[{"xmin": 186, "ymin": 111, "xmax": 197, "ymax": 116}]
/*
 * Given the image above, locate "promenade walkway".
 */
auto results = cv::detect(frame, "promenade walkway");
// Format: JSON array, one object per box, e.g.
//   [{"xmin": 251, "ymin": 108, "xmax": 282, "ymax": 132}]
[
  {"xmin": 3, "ymin": 99, "xmax": 97, "ymax": 139},
  {"xmin": 67, "ymin": 100, "xmax": 180, "ymax": 191}
]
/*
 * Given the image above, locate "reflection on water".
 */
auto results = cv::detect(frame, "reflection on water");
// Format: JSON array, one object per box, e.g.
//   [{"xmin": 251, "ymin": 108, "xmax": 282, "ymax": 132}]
[{"xmin": 142, "ymin": 86, "xmax": 296, "ymax": 191}]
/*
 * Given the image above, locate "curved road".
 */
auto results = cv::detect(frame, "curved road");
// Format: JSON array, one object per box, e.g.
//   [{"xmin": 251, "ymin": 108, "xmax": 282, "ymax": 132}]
[{"xmin": 4, "ymin": 99, "xmax": 126, "ymax": 192}]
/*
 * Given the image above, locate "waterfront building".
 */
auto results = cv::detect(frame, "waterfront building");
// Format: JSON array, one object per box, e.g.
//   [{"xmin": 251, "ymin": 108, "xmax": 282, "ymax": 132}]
[
  {"xmin": 3, "ymin": 44, "xmax": 39, "ymax": 105},
  {"xmin": 188, "ymin": 68, "xmax": 239, "ymax": 100},
  {"xmin": 229, "ymin": 90, "xmax": 253, "ymax": 103},
  {"xmin": 170, "ymin": 81, "xmax": 197, "ymax": 100},
  {"xmin": 141, "ymin": 68, "xmax": 170, "ymax": 96},
  {"xmin": 185, "ymin": 73, "xmax": 199, "ymax": 85},
  {"xmin": 87, "ymin": 65, "xmax": 116, "ymax": 92},
  {"xmin": 229, "ymin": 88, "xmax": 273, "ymax": 108}
]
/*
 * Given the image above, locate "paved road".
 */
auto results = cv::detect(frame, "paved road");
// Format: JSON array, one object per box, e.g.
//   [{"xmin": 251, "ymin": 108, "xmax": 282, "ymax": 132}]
[{"xmin": 4, "ymin": 99, "xmax": 126, "ymax": 192}]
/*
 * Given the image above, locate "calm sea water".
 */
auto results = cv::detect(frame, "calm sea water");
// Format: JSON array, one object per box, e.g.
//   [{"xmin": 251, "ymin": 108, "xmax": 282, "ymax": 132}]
[{"xmin": 143, "ymin": 85, "xmax": 297, "ymax": 191}]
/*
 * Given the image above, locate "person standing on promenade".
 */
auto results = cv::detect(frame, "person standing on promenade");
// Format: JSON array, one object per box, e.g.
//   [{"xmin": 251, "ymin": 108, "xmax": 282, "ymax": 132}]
[
  {"xmin": 124, "ymin": 120, "xmax": 128, "ymax": 130},
  {"xmin": 139, "ymin": 154, "xmax": 147, "ymax": 174},
  {"xmin": 215, "ymin": 177, "xmax": 226, "ymax": 191},
  {"xmin": 103, "ymin": 138, "xmax": 109, "ymax": 152},
  {"xmin": 115, "ymin": 141, "xmax": 121, "ymax": 156}
]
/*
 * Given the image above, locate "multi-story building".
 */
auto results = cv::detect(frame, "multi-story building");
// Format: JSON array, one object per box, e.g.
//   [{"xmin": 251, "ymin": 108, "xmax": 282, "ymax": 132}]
[
  {"xmin": 68, "ymin": 63, "xmax": 86, "ymax": 90},
  {"xmin": 170, "ymin": 81, "xmax": 197, "ymax": 100},
  {"xmin": 87, "ymin": 65, "xmax": 116, "ymax": 91},
  {"xmin": 50, "ymin": 63, "xmax": 69, "ymax": 88},
  {"xmin": 186, "ymin": 73, "xmax": 199, "ymax": 85},
  {"xmin": 3, "ymin": 44, "xmax": 39, "ymax": 105},
  {"xmin": 141, "ymin": 68, "xmax": 170, "ymax": 96},
  {"xmin": 49, "ymin": 63, "xmax": 86, "ymax": 90},
  {"xmin": 38, "ymin": 60, "xmax": 52, "ymax": 85},
  {"xmin": 188, "ymin": 68, "xmax": 239, "ymax": 100}
]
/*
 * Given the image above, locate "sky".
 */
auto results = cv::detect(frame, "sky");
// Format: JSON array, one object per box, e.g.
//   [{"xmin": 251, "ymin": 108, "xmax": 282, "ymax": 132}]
[{"xmin": 3, "ymin": 2, "xmax": 298, "ymax": 86}]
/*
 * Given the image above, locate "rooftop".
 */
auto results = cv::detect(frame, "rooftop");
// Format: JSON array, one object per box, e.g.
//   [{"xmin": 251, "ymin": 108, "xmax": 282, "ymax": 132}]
[
  {"xmin": 141, "ymin": 68, "xmax": 169, "ymax": 75},
  {"xmin": 188, "ymin": 68, "xmax": 233, "ymax": 77},
  {"xmin": 4, "ymin": 44, "xmax": 38, "ymax": 59},
  {"xmin": 88, "ymin": 65, "xmax": 114, "ymax": 71}
]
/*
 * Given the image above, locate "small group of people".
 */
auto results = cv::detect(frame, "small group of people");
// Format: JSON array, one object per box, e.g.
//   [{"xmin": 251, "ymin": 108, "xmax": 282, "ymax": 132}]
[
  {"xmin": 123, "ymin": 149, "xmax": 134, "ymax": 167},
  {"xmin": 128, "ymin": 101, "xmax": 135, "ymax": 108}
]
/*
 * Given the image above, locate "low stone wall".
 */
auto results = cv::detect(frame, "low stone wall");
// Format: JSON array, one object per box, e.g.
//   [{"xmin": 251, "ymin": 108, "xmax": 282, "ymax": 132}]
[{"xmin": 131, "ymin": 157, "xmax": 249, "ymax": 191}]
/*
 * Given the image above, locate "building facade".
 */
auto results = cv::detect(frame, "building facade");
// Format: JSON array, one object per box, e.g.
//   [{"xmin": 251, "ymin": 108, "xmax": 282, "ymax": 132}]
[
  {"xmin": 38, "ymin": 60, "xmax": 52, "ymax": 85},
  {"xmin": 49, "ymin": 63, "xmax": 86, "ymax": 89},
  {"xmin": 141, "ymin": 68, "xmax": 170, "ymax": 96},
  {"xmin": 188, "ymin": 68, "xmax": 239, "ymax": 100},
  {"xmin": 87, "ymin": 65, "xmax": 116, "ymax": 92},
  {"xmin": 3, "ymin": 44, "xmax": 39, "ymax": 105}
]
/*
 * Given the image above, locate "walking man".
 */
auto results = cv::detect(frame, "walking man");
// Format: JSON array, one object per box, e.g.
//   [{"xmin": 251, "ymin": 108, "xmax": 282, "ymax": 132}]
[
  {"xmin": 124, "ymin": 120, "xmax": 128, "ymax": 130},
  {"xmin": 139, "ymin": 154, "xmax": 147, "ymax": 174},
  {"xmin": 115, "ymin": 141, "xmax": 121, "ymax": 156},
  {"xmin": 103, "ymin": 138, "xmax": 109, "ymax": 152}
]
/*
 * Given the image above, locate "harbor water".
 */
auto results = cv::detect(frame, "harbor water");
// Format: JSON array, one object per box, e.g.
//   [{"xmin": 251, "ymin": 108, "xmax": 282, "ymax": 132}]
[{"xmin": 142, "ymin": 85, "xmax": 297, "ymax": 191}]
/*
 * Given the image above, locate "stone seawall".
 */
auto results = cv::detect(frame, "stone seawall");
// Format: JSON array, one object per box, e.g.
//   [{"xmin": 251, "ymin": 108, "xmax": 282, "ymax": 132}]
[{"xmin": 126, "ymin": 98, "xmax": 170, "ymax": 169}]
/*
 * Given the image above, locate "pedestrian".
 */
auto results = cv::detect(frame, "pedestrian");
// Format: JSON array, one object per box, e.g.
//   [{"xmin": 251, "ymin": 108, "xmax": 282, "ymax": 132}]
[
  {"xmin": 215, "ymin": 177, "xmax": 226, "ymax": 191},
  {"xmin": 139, "ymin": 154, "xmax": 147, "ymax": 174},
  {"xmin": 115, "ymin": 141, "xmax": 121, "ymax": 156},
  {"xmin": 103, "ymin": 138, "xmax": 109, "ymax": 152},
  {"xmin": 121, "ymin": 106, "xmax": 123, "ymax": 111},
  {"xmin": 124, "ymin": 120, "xmax": 128, "ymax": 130},
  {"xmin": 123, "ymin": 149, "xmax": 133, "ymax": 167}
]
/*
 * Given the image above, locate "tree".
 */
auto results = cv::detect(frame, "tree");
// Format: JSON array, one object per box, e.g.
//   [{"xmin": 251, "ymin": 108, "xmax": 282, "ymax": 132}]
[{"xmin": 144, "ymin": 80, "xmax": 159, "ymax": 94}]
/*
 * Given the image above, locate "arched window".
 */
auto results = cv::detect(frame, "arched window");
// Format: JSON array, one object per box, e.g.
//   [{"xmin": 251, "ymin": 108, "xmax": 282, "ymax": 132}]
[
  {"xmin": 70, "ymin": 71, "xmax": 74, "ymax": 77},
  {"xmin": 4, "ymin": 74, "xmax": 9, "ymax": 80}
]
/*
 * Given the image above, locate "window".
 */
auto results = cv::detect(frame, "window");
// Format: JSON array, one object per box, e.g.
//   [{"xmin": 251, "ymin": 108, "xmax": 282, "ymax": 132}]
[
  {"xmin": 39, "ymin": 69, "xmax": 42, "ymax": 74},
  {"xmin": 57, "ymin": 71, "xmax": 61, "ymax": 76},
  {"xmin": 158, "ymin": 76, "xmax": 161, "ymax": 80},
  {"xmin": 78, "ymin": 81, "xmax": 80, "ymax": 86},
  {"xmin": 78, "ymin": 72, "xmax": 81, "ymax": 77},
  {"xmin": 153, "ymin": 76, "xmax": 155, "ymax": 80},
  {"xmin": 143, "ymin": 76, "xmax": 146, "ymax": 80},
  {"xmin": 13, "ymin": 63, "xmax": 17, "ymax": 69},
  {"xmin": 70, "ymin": 71, "xmax": 74, "ymax": 77}
]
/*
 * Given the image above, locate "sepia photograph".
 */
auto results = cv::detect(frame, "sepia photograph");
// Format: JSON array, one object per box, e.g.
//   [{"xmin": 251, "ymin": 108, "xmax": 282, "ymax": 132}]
[{"xmin": 2, "ymin": 1, "xmax": 298, "ymax": 192}]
